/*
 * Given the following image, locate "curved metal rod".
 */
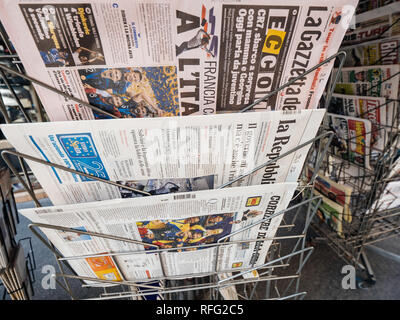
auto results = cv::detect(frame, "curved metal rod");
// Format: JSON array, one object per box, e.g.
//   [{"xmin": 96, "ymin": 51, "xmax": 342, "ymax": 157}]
[
  {"xmin": 59, "ymin": 235, "xmax": 304, "ymax": 262},
  {"xmin": 218, "ymin": 131, "xmax": 334, "ymax": 189},
  {"xmin": 217, "ymin": 195, "xmax": 321, "ymax": 244},
  {"xmin": 29, "ymin": 222, "xmax": 159, "ymax": 249},
  {"xmin": 218, "ymin": 247, "xmax": 314, "ymax": 284},
  {"xmin": 1, "ymin": 149, "xmax": 151, "ymax": 197},
  {"xmin": 83, "ymin": 274, "xmax": 300, "ymax": 300},
  {"xmin": 0, "ymin": 68, "xmax": 32, "ymax": 122},
  {"xmin": 324, "ymin": 50, "xmax": 347, "ymax": 108},
  {"xmin": 239, "ymin": 51, "xmax": 347, "ymax": 113},
  {"xmin": 0, "ymin": 63, "xmax": 118, "ymax": 119}
]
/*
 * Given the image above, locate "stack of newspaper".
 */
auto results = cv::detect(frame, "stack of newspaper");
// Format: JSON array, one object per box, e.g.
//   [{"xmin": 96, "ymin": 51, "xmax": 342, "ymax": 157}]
[
  {"xmin": 0, "ymin": 0, "xmax": 356, "ymax": 293},
  {"xmin": 305, "ymin": 2, "xmax": 400, "ymax": 237},
  {"xmin": 0, "ymin": 244, "xmax": 33, "ymax": 300}
]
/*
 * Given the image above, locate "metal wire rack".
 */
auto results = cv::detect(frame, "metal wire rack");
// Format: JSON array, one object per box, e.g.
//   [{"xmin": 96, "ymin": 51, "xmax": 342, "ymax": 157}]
[
  {"xmin": 305, "ymin": 45, "xmax": 400, "ymax": 287},
  {"xmin": 0, "ymin": 21, "xmax": 348, "ymax": 299}
]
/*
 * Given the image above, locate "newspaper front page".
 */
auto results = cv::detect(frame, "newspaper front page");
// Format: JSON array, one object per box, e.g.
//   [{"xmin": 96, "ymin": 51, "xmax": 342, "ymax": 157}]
[
  {"xmin": 333, "ymin": 65, "xmax": 399, "ymax": 128},
  {"xmin": 20, "ymin": 183, "xmax": 297, "ymax": 281},
  {"xmin": 0, "ymin": 0, "xmax": 356, "ymax": 120},
  {"xmin": 1, "ymin": 110, "xmax": 325, "ymax": 205},
  {"xmin": 305, "ymin": 166, "xmax": 353, "ymax": 223},
  {"xmin": 329, "ymin": 93, "xmax": 388, "ymax": 153},
  {"xmin": 312, "ymin": 189, "xmax": 344, "ymax": 237},
  {"xmin": 324, "ymin": 113, "xmax": 372, "ymax": 170}
]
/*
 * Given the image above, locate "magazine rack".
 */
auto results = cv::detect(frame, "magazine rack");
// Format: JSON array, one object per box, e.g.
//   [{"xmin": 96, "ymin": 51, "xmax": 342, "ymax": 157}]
[
  {"xmin": 0, "ymin": 158, "xmax": 36, "ymax": 300},
  {"xmin": 306, "ymin": 53, "xmax": 400, "ymax": 287},
  {"xmin": 0, "ymin": 24, "xmax": 347, "ymax": 299}
]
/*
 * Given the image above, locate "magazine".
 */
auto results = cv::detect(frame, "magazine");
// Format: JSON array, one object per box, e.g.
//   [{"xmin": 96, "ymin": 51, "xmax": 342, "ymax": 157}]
[
  {"xmin": 306, "ymin": 166, "xmax": 353, "ymax": 223},
  {"xmin": 312, "ymin": 189, "xmax": 344, "ymax": 237}
]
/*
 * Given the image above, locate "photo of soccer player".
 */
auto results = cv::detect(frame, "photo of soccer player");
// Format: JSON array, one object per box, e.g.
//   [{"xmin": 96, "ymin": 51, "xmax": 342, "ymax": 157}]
[
  {"xmin": 39, "ymin": 48, "xmax": 71, "ymax": 67},
  {"xmin": 72, "ymin": 47, "xmax": 105, "ymax": 65},
  {"xmin": 176, "ymin": 18, "xmax": 215, "ymax": 57},
  {"xmin": 136, "ymin": 212, "xmax": 236, "ymax": 252},
  {"xmin": 79, "ymin": 66, "xmax": 179, "ymax": 118}
]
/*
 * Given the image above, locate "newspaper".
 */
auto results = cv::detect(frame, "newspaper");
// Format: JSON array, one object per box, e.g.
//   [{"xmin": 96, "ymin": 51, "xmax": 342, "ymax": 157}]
[
  {"xmin": 343, "ymin": 1, "xmax": 400, "ymax": 46},
  {"xmin": 0, "ymin": 0, "xmax": 356, "ymax": 120},
  {"xmin": 329, "ymin": 93, "xmax": 388, "ymax": 153},
  {"xmin": 324, "ymin": 113, "xmax": 372, "ymax": 170},
  {"xmin": 19, "ymin": 183, "xmax": 297, "ymax": 281},
  {"xmin": 1, "ymin": 110, "xmax": 325, "ymax": 205},
  {"xmin": 333, "ymin": 65, "xmax": 400, "ymax": 101},
  {"xmin": 370, "ymin": 181, "xmax": 400, "ymax": 211},
  {"xmin": 341, "ymin": 35, "xmax": 400, "ymax": 67},
  {"xmin": 306, "ymin": 166, "xmax": 353, "ymax": 223}
]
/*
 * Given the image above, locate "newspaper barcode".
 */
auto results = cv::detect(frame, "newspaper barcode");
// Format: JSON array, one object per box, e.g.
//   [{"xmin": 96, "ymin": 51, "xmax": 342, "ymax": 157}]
[
  {"xmin": 173, "ymin": 194, "xmax": 196, "ymax": 200},
  {"xmin": 36, "ymin": 208, "xmax": 63, "ymax": 214},
  {"xmin": 283, "ymin": 110, "xmax": 302, "ymax": 115}
]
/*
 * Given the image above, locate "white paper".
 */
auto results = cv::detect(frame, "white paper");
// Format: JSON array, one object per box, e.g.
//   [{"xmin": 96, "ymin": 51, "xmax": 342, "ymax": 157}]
[
  {"xmin": 1, "ymin": 110, "xmax": 325, "ymax": 205},
  {"xmin": 19, "ymin": 183, "xmax": 297, "ymax": 281}
]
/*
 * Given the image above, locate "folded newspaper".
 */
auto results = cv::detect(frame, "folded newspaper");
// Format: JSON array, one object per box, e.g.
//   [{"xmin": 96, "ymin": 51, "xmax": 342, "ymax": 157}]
[
  {"xmin": 19, "ymin": 183, "xmax": 297, "ymax": 281},
  {"xmin": 0, "ymin": 0, "xmax": 356, "ymax": 120},
  {"xmin": 1, "ymin": 110, "xmax": 325, "ymax": 205}
]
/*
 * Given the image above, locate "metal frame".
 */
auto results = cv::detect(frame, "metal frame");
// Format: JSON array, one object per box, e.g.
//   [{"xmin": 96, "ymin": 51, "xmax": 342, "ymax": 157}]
[
  {"xmin": 0, "ymin": 26, "xmax": 347, "ymax": 299},
  {"xmin": 307, "ymin": 43, "xmax": 400, "ymax": 287}
]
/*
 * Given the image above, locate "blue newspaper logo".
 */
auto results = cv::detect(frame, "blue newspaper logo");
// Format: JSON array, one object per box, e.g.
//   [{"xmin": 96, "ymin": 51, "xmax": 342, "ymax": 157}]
[{"xmin": 56, "ymin": 133, "xmax": 109, "ymax": 182}]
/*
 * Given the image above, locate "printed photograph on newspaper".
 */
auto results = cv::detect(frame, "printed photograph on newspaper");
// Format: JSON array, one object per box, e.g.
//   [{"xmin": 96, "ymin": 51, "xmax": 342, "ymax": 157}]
[{"xmin": 78, "ymin": 66, "xmax": 179, "ymax": 118}]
